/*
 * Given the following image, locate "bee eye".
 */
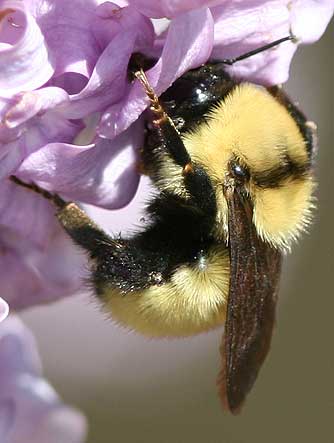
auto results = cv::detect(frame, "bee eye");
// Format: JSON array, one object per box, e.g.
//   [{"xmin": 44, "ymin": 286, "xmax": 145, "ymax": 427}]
[{"xmin": 229, "ymin": 161, "xmax": 250, "ymax": 183}]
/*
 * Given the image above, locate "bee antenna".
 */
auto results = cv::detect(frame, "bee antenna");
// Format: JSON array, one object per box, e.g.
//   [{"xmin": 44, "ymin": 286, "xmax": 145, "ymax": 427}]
[{"xmin": 217, "ymin": 34, "xmax": 296, "ymax": 66}]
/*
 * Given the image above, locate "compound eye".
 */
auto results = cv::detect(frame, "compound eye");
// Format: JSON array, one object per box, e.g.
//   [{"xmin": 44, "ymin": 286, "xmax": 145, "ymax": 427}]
[{"xmin": 229, "ymin": 160, "xmax": 250, "ymax": 183}]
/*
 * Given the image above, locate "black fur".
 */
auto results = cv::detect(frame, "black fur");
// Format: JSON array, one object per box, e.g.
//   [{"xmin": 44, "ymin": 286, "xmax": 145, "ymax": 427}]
[
  {"xmin": 151, "ymin": 120, "xmax": 191, "ymax": 168},
  {"xmin": 252, "ymin": 157, "xmax": 310, "ymax": 188},
  {"xmin": 91, "ymin": 193, "xmax": 217, "ymax": 296},
  {"xmin": 159, "ymin": 64, "xmax": 237, "ymax": 133},
  {"xmin": 268, "ymin": 86, "xmax": 315, "ymax": 161},
  {"xmin": 183, "ymin": 164, "xmax": 217, "ymax": 216}
]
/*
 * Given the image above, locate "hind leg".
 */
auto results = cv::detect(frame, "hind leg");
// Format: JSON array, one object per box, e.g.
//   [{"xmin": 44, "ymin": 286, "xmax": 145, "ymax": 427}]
[{"xmin": 10, "ymin": 176, "xmax": 167, "ymax": 294}]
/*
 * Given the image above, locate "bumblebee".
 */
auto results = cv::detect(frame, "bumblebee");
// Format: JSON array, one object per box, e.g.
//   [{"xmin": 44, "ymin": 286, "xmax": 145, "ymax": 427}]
[{"xmin": 12, "ymin": 36, "xmax": 316, "ymax": 413}]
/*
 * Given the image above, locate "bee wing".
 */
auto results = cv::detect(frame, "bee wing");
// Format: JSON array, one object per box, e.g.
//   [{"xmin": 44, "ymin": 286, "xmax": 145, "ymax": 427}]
[{"xmin": 219, "ymin": 187, "xmax": 282, "ymax": 414}]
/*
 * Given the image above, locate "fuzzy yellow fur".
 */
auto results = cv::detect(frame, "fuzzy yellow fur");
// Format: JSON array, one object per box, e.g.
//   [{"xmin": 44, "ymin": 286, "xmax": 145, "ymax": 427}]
[
  {"xmin": 182, "ymin": 83, "xmax": 314, "ymax": 249},
  {"xmin": 103, "ymin": 246, "xmax": 229, "ymax": 337}
]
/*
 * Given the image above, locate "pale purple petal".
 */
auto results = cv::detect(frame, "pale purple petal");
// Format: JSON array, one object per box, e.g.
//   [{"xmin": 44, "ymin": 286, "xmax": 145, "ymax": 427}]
[
  {"xmin": 210, "ymin": 0, "xmax": 334, "ymax": 85},
  {"xmin": 0, "ymin": 315, "xmax": 41, "ymax": 376},
  {"xmin": 0, "ymin": 316, "xmax": 87, "ymax": 443},
  {"xmin": 0, "ymin": 109, "xmax": 81, "ymax": 180},
  {"xmin": 50, "ymin": 72, "xmax": 88, "ymax": 95},
  {"xmin": 28, "ymin": 0, "xmax": 99, "ymax": 79},
  {"xmin": 0, "ymin": 1, "xmax": 54, "ymax": 98},
  {"xmin": 0, "ymin": 398, "xmax": 15, "ymax": 442},
  {"xmin": 92, "ymin": 2, "xmax": 154, "ymax": 52},
  {"xmin": 0, "ymin": 97, "xmax": 27, "ymax": 145},
  {"xmin": 0, "ymin": 179, "xmax": 57, "ymax": 247},
  {"xmin": 0, "ymin": 180, "xmax": 85, "ymax": 310},
  {"xmin": 0, "ymin": 224, "xmax": 85, "ymax": 310},
  {"xmin": 210, "ymin": 1, "xmax": 296, "ymax": 85},
  {"xmin": 98, "ymin": 7, "xmax": 214, "ymax": 138},
  {"xmin": 33, "ymin": 407, "xmax": 87, "ymax": 443},
  {"xmin": 127, "ymin": 0, "xmax": 223, "ymax": 18},
  {"xmin": 4, "ymin": 87, "xmax": 70, "ymax": 128},
  {"xmin": 62, "ymin": 5, "xmax": 154, "ymax": 119},
  {"xmin": 290, "ymin": 0, "xmax": 334, "ymax": 43},
  {"xmin": 0, "ymin": 298, "xmax": 8, "ymax": 323},
  {"xmin": 62, "ymin": 30, "xmax": 140, "ymax": 119},
  {"xmin": 18, "ymin": 120, "xmax": 142, "ymax": 209}
]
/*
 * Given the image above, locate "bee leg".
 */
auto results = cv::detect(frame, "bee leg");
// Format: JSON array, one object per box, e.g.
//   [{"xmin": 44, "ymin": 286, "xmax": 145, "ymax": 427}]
[
  {"xmin": 135, "ymin": 69, "xmax": 193, "ymax": 173},
  {"xmin": 58, "ymin": 203, "xmax": 170, "ymax": 294},
  {"xmin": 136, "ymin": 147, "xmax": 149, "ymax": 175},
  {"xmin": 55, "ymin": 202, "xmax": 115, "ymax": 258},
  {"xmin": 10, "ymin": 175, "xmax": 111, "ymax": 257},
  {"xmin": 10, "ymin": 176, "xmax": 66, "ymax": 208},
  {"xmin": 135, "ymin": 71, "xmax": 217, "ymax": 217},
  {"xmin": 10, "ymin": 175, "xmax": 168, "ymax": 292}
]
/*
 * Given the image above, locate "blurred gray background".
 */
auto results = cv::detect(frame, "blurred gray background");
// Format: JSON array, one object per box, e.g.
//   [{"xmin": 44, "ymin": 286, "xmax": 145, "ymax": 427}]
[{"xmin": 22, "ymin": 20, "xmax": 333, "ymax": 443}]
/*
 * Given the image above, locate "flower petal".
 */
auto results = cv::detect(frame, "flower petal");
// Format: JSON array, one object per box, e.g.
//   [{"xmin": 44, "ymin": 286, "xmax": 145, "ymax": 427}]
[
  {"xmin": 62, "ymin": 30, "xmax": 138, "ymax": 119},
  {"xmin": 0, "ymin": 229, "xmax": 85, "ymax": 310},
  {"xmin": 0, "ymin": 298, "xmax": 8, "ymax": 323},
  {"xmin": 0, "ymin": 315, "xmax": 41, "ymax": 376},
  {"xmin": 4, "ymin": 87, "xmax": 70, "ymax": 129},
  {"xmin": 0, "ymin": 1, "xmax": 54, "ymax": 97},
  {"xmin": 0, "ymin": 108, "xmax": 81, "ymax": 180},
  {"xmin": 33, "ymin": 406, "xmax": 88, "ymax": 443},
  {"xmin": 0, "ymin": 316, "xmax": 88, "ymax": 443},
  {"xmin": 98, "ymin": 7, "xmax": 214, "ymax": 138},
  {"xmin": 0, "ymin": 180, "xmax": 85, "ymax": 310},
  {"xmin": 127, "ymin": 0, "xmax": 223, "ymax": 18},
  {"xmin": 0, "ymin": 398, "xmax": 15, "ymax": 442},
  {"xmin": 92, "ymin": 2, "xmax": 154, "ymax": 52},
  {"xmin": 28, "ymin": 0, "xmax": 100, "ymax": 79},
  {"xmin": 290, "ymin": 0, "xmax": 334, "ymax": 44},
  {"xmin": 210, "ymin": 1, "xmax": 296, "ymax": 85},
  {"xmin": 62, "ymin": 6, "xmax": 154, "ymax": 119},
  {"xmin": 0, "ymin": 179, "xmax": 56, "ymax": 247},
  {"xmin": 210, "ymin": 0, "xmax": 334, "ymax": 85},
  {"xmin": 18, "ymin": 119, "xmax": 142, "ymax": 209}
]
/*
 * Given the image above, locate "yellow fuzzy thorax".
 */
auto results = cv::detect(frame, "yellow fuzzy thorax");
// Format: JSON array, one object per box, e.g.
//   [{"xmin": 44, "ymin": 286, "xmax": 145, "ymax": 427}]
[{"xmin": 182, "ymin": 84, "xmax": 315, "ymax": 249}]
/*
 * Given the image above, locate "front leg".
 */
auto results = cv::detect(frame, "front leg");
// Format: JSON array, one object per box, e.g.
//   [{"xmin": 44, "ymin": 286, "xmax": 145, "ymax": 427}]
[
  {"xmin": 135, "ymin": 69, "xmax": 193, "ymax": 171},
  {"xmin": 135, "ymin": 70, "xmax": 217, "ymax": 219}
]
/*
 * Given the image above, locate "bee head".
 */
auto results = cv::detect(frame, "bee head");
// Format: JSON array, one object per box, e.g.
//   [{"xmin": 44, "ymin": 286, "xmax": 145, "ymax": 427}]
[{"xmin": 184, "ymin": 84, "xmax": 315, "ymax": 250}]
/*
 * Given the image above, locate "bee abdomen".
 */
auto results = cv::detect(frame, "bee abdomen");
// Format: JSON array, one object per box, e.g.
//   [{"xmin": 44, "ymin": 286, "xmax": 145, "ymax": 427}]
[{"xmin": 98, "ymin": 245, "xmax": 230, "ymax": 337}]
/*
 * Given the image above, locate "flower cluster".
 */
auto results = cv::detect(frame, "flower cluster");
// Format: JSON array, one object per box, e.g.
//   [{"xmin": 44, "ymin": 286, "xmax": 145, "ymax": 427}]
[
  {"xmin": 0, "ymin": 0, "xmax": 333, "ymax": 440},
  {"xmin": 0, "ymin": 316, "xmax": 87, "ymax": 443}
]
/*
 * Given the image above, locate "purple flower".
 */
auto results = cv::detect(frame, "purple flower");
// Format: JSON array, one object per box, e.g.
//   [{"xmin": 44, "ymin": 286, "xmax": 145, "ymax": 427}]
[
  {"xmin": 0, "ymin": 0, "xmax": 333, "ymax": 311},
  {"xmin": 127, "ymin": 0, "xmax": 224, "ymax": 18},
  {"xmin": 0, "ymin": 0, "xmax": 151, "ymax": 308},
  {"xmin": 0, "ymin": 178, "xmax": 87, "ymax": 310},
  {"xmin": 0, "ymin": 315, "xmax": 87, "ymax": 443},
  {"xmin": 98, "ymin": 0, "xmax": 334, "ymax": 138},
  {"xmin": 0, "ymin": 297, "xmax": 9, "ymax": 323}
]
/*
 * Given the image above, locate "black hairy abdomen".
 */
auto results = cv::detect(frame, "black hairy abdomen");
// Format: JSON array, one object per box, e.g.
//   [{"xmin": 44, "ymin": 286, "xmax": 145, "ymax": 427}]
[{"xmin": 92, "ymin": 196, "xmax": 215, "ymax": 296}]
